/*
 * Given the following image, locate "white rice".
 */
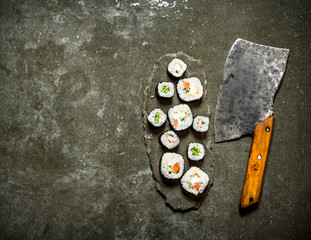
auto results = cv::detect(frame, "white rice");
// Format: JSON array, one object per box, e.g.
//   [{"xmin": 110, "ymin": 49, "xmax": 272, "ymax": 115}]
[
  {"xmin": 160, "ymin": 130, "xmax": 180, "ymax": 149},
  {"xmin": 181, "ymin": 167, "xmax": 209, "ymax": 196},
  {"xmin": 168, "ymin": 104, "xmax": 193, "ymax": 131},
  {"xmin": 192, "ymin": 116, "xmax": 209, "ymax": 132},
  {"xmin": 177, "ymin": 77, "xmax": 203, "ymax": 102},
  {"xmin": 147, "ymin": 108, "xmax": 167, "ymax": 127},
  {"xmin": 157, "ymin": 82, "xmax": 174, "ymax": 98},
  {"xmin": 187, "ymin": 142, "xmax": 205, "ymax": 161},
  {"xmin": 160, "ymin": 153, "xmax": 184, "ymax": 179},
  {"xmin": 167, "ymin": 58, "xmax": 187, "ymax": 78}
]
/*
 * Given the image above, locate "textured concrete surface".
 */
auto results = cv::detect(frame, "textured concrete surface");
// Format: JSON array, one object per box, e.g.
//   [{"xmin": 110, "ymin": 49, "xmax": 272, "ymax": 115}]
[{"xmin": 0, "ymin": 0, "xmax": 310, "ymax": 239}]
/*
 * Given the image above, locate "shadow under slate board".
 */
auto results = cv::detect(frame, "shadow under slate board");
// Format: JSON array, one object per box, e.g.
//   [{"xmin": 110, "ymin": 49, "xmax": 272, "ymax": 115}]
[{"xmin": 143, "ymin": 52, "xmax": 214, "ymax": 211}]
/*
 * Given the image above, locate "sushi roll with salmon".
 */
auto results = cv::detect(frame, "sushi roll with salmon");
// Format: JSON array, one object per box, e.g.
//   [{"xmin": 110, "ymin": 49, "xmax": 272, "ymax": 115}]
[
  {"xmin": 156, "ymin": 82, "xmax": 174, "ymax": 98},
  {"xmin": 160, "ymin": 130, "xmax": 180, "ymax": 149},
  {"xmin": 147, "ymin": 108, "xmax": 167, "ymax": 127},
  {"xmin": 187, "ymin": 142, "xmax": 205, "ymax": 161},
  {"xmin": 181, "ymin": 167, "xmax": 209, "ymax": 198},
  {"xmin": 167, "ymin": 58, "xmax": 187, "ymax": 78},
  {"xmin": 177, "ymin": 77, "xmax": 203, "ymax": 102},
  {"xmin": 160, "ymin": 153, "xmax": 184, "ymax": 180},
  {"xmin": 192, "ymin": 116, "xmax": 209, "ymax": 132},
  {"xmin": 168, "ymin": 104, "xmax": 193, "ymax": 131}
]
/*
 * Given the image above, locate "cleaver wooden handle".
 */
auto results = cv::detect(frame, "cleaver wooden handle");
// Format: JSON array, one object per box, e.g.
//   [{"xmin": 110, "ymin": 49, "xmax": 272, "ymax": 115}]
[{"xmin": 240, "ymin": 116, "xmax": 274, "ymax": 209}]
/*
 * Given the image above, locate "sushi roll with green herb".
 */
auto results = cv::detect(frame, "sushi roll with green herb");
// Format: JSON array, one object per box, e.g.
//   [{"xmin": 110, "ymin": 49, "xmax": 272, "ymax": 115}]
[
  {"xmin": 168, "ymin": 58, "xmax": 187, "ymax": 78},
  {"xmin": 156, "ymin": 82, "xmax": 174, "ymax": 98},
  {"xmin": 181, "ymin": 167, "xmax": 209, "ymax": 198},
  {"xmin": 187, "ymin": 143, "xmax": 205, "ymax": 161},
  {"xmin": 160, "ymin": 130, "xmax": 180, "ymax": 149},
  {"xmin": 168, "ymin": 104, "xmax": 193, "ymax": 131},
  {"xmin": 160, "ymin": 153, "xmax": 184, "ymax": 180},
  {"xmin": 147, "ymin": 108, "xmax": 167, "ymax": 127},
  {"xmin": 192, "ymin": 116, "xmax": 209, "ymax": 132},
  {"xmin": 177, "ymin": 77, "xmax": 203, "ymax": 102}
]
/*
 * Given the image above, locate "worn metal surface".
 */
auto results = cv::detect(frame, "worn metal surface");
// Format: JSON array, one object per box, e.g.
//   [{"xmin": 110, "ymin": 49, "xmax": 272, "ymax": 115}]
[
  {"xmin": 214, "ymin": 39, "xmax": 289, "ymax": 142},
  {"xmin": 143, "ymin": 52, "xmax": 213, "ymax": 210}
]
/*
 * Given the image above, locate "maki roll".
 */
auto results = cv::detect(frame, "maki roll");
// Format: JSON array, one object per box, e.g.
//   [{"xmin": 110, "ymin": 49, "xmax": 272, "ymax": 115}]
[
  {"xmin": 160, "ymin": 153, "xmax": 184, "ymax": 180},
  {"xmin": 167, "ymin": 58, "xmax": 187, "ymax": 78},
  {"xmin": 168, "ymin": 104, "xmax": 193, "ymax": 131},
  {"xmin": 193, "ymin": 116, "xmax": 209, "ymax": 132},
  {"xmin": 177, "ymin": 77, "xmax": 203, "ymax": 102},
  {"xmin": 181, "ymin": 167, "xmax": 209, "ymax": 198},
  {"xmin": 187, "ymin": 142, "xmax": 205, "ymax": 161},
  {"xmin": 147, "ymin": 108, "xmax": 167, "ymax": 127},
  {"xmin": 157, "ymin": 82, "xmax": 174, "ymax": 98},
  {"xmin": 160, "ymin": 130, "xmax": 180, "ymax": 149}
]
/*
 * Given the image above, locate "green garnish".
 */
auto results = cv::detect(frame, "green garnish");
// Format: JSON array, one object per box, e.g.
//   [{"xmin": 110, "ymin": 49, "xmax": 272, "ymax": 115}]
[
  {"xmin": 180, "ymin": 117, "xmax": 185, "ymax": 121},
  {"xmin": 154, "ymin": 113, "xmax": 161, "ymax": 124},
  {"xmin": 188, "ymin": 182, "xmax": 193, "ymax": 188},
  {"xmin": 169, "ymin": 134, "xmax": 174, "ymax": 137},
  {"xmin": 186, "ymin": 88, "xmax": 190, "ymax": 93},
  {"xmin": 176, "ymin": 70, "xmax": 179, "ymax": 74},
  {"xmin": 202, "ymin": 121, "xmax": 205, "ymax": 124},
  {"xmin": 161, "ymin": 85, "xmax": 170, "ymax": 93},
  {"xmin": 191, "ymin": 145, "xmax": 200, "ymax": 156}
]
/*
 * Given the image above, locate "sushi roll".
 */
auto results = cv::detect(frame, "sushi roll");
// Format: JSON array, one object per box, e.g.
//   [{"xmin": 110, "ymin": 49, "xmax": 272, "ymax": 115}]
[
  {"xmin": 160, "ymin": 153, "xmax": 184, "ymax": 180},
  {"xmin": 160, "ymin": 130, "xmax": 180, "ymax": 149},
  {"xmin": 187, "ymin": 142, "xmax": 205, "ymax": 161},
  {"xmin": 156, "ymin": 82, "xmax": 174, "ymax": 98},
  {"xmin": 168, "ymin": 104, "xmax": 193, "ymax": 131},
  {"xmin": 181, "ymin": 167, "xmax": 209, "ymax": 198},
  {"xmin": 192, "ymin": 116, "xmax": 209, "ymax": 132},
  {"xmin": 167, "ymin": 58, "xmax": 187, "ymax": 78},
  {"xmin": 147, "ymin": 108, "xmax": 167, "ymax": 127},
  {"xmin": 177, "ymin": 77, "xmax": 203, "ymax": 102}
]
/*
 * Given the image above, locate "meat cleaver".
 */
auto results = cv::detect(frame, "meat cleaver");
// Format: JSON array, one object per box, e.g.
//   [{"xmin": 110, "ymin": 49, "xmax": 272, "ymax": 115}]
[{"xmin": 214, "ymin": 38, "xmax": 289, "ymax": 209}]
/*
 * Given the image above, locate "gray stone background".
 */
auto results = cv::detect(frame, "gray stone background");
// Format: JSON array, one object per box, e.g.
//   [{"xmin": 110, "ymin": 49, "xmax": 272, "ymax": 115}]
[{"xmin": 0, "ymin": 0, "xmax": 310, "ymax": 239}]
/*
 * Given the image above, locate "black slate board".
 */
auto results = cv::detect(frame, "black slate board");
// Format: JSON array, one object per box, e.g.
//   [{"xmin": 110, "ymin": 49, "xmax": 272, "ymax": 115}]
[{"xmin": 143, "ymin": 52, "xmax": 214, "ymax": 210}]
